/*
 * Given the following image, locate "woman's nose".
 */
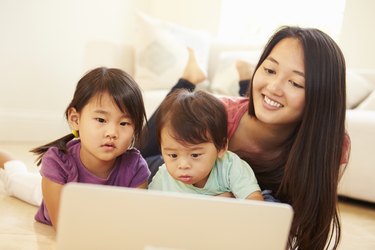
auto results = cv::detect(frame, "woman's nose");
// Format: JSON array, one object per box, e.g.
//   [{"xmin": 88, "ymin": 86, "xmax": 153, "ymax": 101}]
[{"xmin": 267, "ymin": 77, "xmax": 284, "ymax": 96}]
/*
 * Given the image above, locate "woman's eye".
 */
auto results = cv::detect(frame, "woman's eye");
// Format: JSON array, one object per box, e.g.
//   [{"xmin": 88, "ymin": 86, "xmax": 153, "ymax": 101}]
[
  {"xmin": 263, "ymin": 67, "xmax": 275, "ymax": 74},
  {"xmin": 289, "ymin": 80, "xmax": 304, "ymax": 89}
]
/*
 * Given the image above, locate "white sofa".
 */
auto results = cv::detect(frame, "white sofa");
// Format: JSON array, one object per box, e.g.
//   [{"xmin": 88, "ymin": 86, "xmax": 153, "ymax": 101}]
[
  {"xmin": 129, "ymin": 41, "xmax": 375, "ymax": 204},
  {"xmin": 127, "ymin": 14, "xmax": 375, "ymax": 203}
]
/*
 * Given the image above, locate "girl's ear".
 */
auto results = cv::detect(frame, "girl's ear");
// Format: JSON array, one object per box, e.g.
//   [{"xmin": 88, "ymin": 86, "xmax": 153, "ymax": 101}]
[
  {"xmin": 67, "ymin": 107, "xmax": 80, "ymax": 130},
  {"xmin": 218, "ymin": 140, "xmax": 228, "ymax": 158}
]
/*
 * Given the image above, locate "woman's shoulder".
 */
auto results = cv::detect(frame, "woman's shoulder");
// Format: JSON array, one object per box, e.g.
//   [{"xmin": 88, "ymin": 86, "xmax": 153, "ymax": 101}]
[
  {"xmin": 220, "ymin": 96, "xmax": 249, "ymax": 106},
  {"xmin": 220, "ymin": 96, "xmax": 249, "ymax": 116},
  {"xmin": 341, "ymin": 130, "xmax": 351, "ymax": 165}
]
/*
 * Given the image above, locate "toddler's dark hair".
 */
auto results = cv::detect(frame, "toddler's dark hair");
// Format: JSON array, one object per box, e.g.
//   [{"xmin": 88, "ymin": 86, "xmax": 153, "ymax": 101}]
[{"xmin": 156, "ymin": 89, "xmax": 227, "ymax": 150}]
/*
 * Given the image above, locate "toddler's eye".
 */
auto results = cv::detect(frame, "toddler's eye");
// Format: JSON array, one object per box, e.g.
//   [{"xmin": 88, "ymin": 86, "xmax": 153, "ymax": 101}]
[
  {"xmin": 191, "ymin": 153, "xmax": 201, "ymax": 158},
  {"xmin": 168, "ymin": 154, "xmax": 177, "ymax": 159}
]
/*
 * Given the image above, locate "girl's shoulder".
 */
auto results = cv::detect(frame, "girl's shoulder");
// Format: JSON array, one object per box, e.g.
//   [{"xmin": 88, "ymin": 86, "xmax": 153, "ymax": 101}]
[
  {"xmin": 116, "ymin": 147, "xmax": 148, "ymax": 169},
  {"xmin": 40, "ymin": 140, "xmax": 81, "ymax": 183},
  {"xmin": 119, "ymin": 147, "xmax": 143, "ymax": 160},
  {"xmin": 43, "ymin": 139, "xmax": 80, "ymax": 163},
  {"xmin": 113, "ymin": 148, "xmax": 151, "ymax": 187}
]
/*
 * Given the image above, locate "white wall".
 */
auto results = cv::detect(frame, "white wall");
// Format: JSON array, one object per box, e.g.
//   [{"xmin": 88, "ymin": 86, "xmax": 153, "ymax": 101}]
[
  {"xmin": 339, "ymin": 0, "xmax": 375, "ymax": 69},
  {"xmin": 0, "ymin": 0, "xmax": 141, "ymax": 142},
  {"xmin": 0, "ymin": 0, "xmax": 143, "ymax": 109},
  {"xmin": 0, "ymin": 0, "xmax": 223, "ymax": 142},
  {"xmin": 139, "ymin": 0, "xmax": 221, "ymax": 36},
  {"xmin": 0, "ymin": 0, "xmax": 374, "ymax": 142}
]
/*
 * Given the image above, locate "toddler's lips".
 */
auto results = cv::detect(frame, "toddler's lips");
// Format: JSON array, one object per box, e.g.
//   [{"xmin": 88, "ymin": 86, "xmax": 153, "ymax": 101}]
[{"xmin": 178, "ymin": 175, "xmax": 192, "ymax": 183}]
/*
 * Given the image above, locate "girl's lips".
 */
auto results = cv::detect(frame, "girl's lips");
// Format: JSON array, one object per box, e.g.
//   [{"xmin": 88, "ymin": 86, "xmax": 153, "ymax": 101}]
[{"xmin": 102, "ymin": 143, "xmax": 116, "ymax": 150}]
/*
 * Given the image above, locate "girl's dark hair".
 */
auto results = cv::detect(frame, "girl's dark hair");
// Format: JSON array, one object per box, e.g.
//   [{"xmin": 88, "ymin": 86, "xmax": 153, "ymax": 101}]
[
  {"xmin": 244, "ymin": 26, "xmax": 346, "ymax": 249},
  {"xmin": 155, "ymin": 89, "xmax": 227, "ymax": 150},
  {"xmin": 31, "ymin": 67, "xmax": 147, "ymax": 165}
]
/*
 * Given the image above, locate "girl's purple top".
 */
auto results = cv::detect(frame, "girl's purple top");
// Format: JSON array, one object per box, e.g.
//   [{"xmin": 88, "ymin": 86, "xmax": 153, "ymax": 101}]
[{"xmin": 35, "ymin": 139, "xmax": 150, "ymax": 225}]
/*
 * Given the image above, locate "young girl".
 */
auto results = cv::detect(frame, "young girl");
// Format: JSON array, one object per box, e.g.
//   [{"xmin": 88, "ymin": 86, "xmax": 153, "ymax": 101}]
[
  {"xmin": 149, "ymin": 89, "xmax": 263, "ymax": 201},
  {"xmin": 139, "ymin": 26, "xmax": 350, "ymax": 249},
  {"xmin": 1, "ymin": 67, "xmax": 150, "ymax": 229}
]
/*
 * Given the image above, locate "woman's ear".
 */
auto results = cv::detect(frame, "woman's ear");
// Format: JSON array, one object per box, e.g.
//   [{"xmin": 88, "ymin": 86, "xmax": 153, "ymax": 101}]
[{"xmin": 67, "ymin": 107, "xmax": 80, "ymax": 130}]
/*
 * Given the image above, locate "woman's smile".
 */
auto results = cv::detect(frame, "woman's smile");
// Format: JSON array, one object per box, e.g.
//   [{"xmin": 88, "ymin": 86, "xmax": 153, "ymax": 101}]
[{"xmin": 263, "ymin": 95, "xmax": 283, "ymax": 109}]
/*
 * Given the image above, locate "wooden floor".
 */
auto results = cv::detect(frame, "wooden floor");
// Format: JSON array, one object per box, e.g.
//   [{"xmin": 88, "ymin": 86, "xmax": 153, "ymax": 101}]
[
  {"xmin": 339, "ymin": 198, "xmax": 375, "ymax": 249},
  {"xmin": 1, "ymin": 141, "xmax": 374, "ymax": 250}
]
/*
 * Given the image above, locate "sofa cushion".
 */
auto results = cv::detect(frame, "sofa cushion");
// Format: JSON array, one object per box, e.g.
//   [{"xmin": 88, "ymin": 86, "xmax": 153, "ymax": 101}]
[
  {"xmin": 133, "ymin": 13, "xmax": 210, "ymax": 91},
  {"xmin": 357, "ymin": 90, "xmax": 375, "ymax": 110},
  {"xmin": 209, "ymin": 51, "xmax": 259, "ymax": 96},
  {"xmin": 346, "ymin": 70, "xmax": 375, "ymax": 109}
]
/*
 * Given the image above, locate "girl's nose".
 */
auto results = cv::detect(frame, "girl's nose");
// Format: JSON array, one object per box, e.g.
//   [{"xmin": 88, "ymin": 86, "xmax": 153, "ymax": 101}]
[
  {"xmin": 106, "ymin": 133, "xmax": 117, "ymax": 139},
  {"xmin": 105, "ymin": 125, "xmax": 118, "ymax": 139}
]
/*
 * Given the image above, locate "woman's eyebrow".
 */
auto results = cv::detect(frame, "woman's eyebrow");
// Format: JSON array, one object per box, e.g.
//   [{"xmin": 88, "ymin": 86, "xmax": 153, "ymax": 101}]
[
  {"xmin": 293, "ymin": 70, "xmax": 305, "ymax": 78},
  {"xmin": 267, "ymin": 56, "xmax": 305, "ymax": 77},
  {"xmin": 266, "ymin": 57, "xmax": 279, "ymax": 65}
]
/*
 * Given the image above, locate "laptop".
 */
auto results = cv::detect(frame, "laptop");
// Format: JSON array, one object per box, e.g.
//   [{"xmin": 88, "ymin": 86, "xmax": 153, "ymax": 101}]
[{"xmin": 56, "ymin": 183, "xmax": 293, "ymax": 250}]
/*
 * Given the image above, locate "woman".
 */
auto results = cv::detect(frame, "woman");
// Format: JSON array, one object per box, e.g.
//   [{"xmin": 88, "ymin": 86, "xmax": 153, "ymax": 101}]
[{"xmin": 139, "ymin": 26, "xmax": 350, "ymax": 249}]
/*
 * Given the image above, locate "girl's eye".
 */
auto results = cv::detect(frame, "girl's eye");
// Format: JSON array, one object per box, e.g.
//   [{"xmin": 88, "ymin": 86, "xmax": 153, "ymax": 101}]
[
  {"xmin": 263, "ymin": 67, "xmax": 275, "ymax": 74},
  {"xmin": 120, "ymin": 121, "xmax": 131, "ymax": 127},
  {"xmin": 95, "ymin": 118, "xmax": 106, "ymax": 123},
  {"xmin": 289, "ymin": 80, "xmax": 304, "ymax": 89}
]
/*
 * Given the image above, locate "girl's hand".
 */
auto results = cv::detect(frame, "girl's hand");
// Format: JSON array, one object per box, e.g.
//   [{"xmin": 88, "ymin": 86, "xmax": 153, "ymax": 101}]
[
  {"xmin": 41, "ymin": 176, "xmax": 63, "ymax": 230},
  {"xmin": 136, "ymin": 180, "xmax": 148, "ymax": 189}
]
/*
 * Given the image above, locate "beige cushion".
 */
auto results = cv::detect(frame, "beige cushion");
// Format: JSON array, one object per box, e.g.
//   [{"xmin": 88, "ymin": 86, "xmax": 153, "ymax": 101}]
[
  {"xmin": 209, "ymin": 51, "xmax": 260, "ymax": 96},
  {"xmin": 346, "ymin": 70, "xmax": 375, "ymax": 108},
  {"xmin": 357, "ymin": 90, "xmax": 375, "ymax": 110},
  {"xmin": 133, "ymin": 13, "xmax": 210, "ymax": 91}
]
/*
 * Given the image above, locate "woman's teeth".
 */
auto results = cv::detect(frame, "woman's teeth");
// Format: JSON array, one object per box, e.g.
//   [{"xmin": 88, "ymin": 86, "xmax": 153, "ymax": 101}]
[{"xmin": 264, "ymin": 95, "xmax": 283, "ymax": 108}]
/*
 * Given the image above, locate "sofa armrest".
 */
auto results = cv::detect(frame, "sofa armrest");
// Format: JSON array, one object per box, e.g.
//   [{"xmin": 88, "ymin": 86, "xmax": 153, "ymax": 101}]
[
  {"xmin": 338, "ymin": 110, "xmax": 375, "ymax": 202},
  {"xmin": 353, "ymin": 69, "xmax": 375, "ymax": 87}
]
